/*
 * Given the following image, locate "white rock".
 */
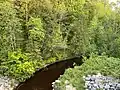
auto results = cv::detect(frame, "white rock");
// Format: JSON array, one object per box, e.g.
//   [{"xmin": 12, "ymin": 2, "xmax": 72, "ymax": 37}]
[
  {"xmin": 55, "ymin": 80, "xmax": 61, "ymax": 83},
  {"xmin": 52, "ymin": 82, "xmax": 55, "ymax": 85},
  {"xmin": 84, "ymin": 74, "xmax": 120, "ymax": 90},
  {"xmin": 0, "ymin": 84, "xmax": 4, "ymax": 90}
]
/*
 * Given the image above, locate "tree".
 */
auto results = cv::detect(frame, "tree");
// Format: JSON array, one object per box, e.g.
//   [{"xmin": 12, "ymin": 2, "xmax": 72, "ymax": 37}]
[{"xmin": 0, "ymin": 1, "xmax": 21, "ymax": 60}]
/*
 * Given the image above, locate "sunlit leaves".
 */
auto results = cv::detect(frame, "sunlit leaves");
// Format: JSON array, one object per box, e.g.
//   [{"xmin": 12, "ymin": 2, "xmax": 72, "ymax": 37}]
[
  {"xmin": 94, "ymin": 1, "xmax": 112, "ymax": 18},
  {"xmin": 28, "ymin": 17, "xmax": 45, "ymax": 41}
]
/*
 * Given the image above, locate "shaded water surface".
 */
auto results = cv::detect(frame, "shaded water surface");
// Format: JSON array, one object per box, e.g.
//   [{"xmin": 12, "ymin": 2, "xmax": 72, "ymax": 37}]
[{"xmin": 15, "ymin": 57, "xmax": 83, "ymax": 90}]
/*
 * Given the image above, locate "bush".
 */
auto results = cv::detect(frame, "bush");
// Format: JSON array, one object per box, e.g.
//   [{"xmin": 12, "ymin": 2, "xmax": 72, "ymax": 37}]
[
  {"xmin": 0, "ymin": 50, "xmax": 57, "ymax": 82},
  {"xmin": 54, "ymin": 55, "xmax": 120, "ymax": 90}
]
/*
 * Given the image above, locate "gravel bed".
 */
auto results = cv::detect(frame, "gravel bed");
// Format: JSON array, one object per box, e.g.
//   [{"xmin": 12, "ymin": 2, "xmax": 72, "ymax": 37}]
[
  {"xmin": 0, "ymin": 76, "xmax": 18, "ymax": 90},
  {"xmin": 83, "ymin": 73, "xmax": 120, "ymax": 90}
]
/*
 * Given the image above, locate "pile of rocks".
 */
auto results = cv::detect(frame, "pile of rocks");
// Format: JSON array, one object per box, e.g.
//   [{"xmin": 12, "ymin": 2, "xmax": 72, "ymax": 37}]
[
  {"xmin": 0, "ymin": 76, "xmax": 18, "ymax": 90},
  {"xmin": 83, "ymin": 73, "xmax": 120, "ymax": 90}
]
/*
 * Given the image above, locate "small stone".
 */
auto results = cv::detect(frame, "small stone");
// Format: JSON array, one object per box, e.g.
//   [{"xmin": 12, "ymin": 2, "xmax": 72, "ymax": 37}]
[
  {"xmin": 93, "ymin": 84, "xmax": 98, "ymax": 88},
  {"xmin": 110, "ymin": 86, "xmax": 115, "ymax": 89},
  {"xmin": 90, "ymin": 77, "xmax": 95, "ymax": 81},
  {"xmin": 52, "ymin": 84, "xmax": 54, "ymax": 87},
  {"xmin": 85, "ymin": 77, "xmax": 91, "ymax": 81},
  {"xmin": 116, "ymin": 84, "xmax": 120, "ymax": 89},
  {"xmin": 90, "ymin": 81, "xmax": 95, "ymax": 84},
  {"xmin": 117, "ymin": 84, "xmax": 120, "ymax": 87},
  {"xmin": 55, "ymin": 80, "xmax": 61, "ymax": 83},
  {"xmin": 109, "ymin": 83, "xmax": 113, "ymax": 87},
  {"xmin": 91, "ymin": 87, "xmax": 96, "ymax": 90},
  {"xmin": 104, "ymin": 84, "xmax": 110, "ymax": 89},
  {"xmin": 52, "ymin": 82, "xmax": 55, "ymax": 85},
  {"xmin": 88, "ymin": 85, "xmax": 93, "ymax": 89}
]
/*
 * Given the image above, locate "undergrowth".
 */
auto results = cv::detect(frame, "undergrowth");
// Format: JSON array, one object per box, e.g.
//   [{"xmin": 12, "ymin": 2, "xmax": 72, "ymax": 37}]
[{"xmin": 55, "ymin": 55, "xmax": 120, "ymax": 90}]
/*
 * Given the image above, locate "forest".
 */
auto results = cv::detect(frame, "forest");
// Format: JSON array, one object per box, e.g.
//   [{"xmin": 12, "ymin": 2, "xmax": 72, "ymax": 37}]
[{"xmin": 0, "ymin": 0, "xmax": 120, "ymax": 89}]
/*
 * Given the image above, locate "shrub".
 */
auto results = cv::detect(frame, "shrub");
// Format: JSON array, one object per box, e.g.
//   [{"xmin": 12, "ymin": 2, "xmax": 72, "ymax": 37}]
[
  {"xmin": 0, "ymin": 50, "xmax": 57, "ymax": 82},
  {"xmin": 54, "ymin": 55, "xmax": 120, "ymax": 90}
]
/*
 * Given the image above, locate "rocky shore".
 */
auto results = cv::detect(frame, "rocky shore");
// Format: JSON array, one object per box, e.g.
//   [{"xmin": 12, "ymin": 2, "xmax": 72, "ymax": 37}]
[
  {"xmin": 0, "ymin": 76, "xmax": 18, "ymax": 90},
  {"xmin": 52, "ymin": 73, "xmax": 120, "ymax": 90},
  {"xmin": 83, "ymin": 73, "xmax": 120, "ymax": 90}
]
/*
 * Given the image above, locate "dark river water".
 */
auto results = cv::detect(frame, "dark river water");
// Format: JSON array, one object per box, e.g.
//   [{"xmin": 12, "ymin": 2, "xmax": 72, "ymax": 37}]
[{"xmin": 15, "ymin": 56, "xmax": 83, "ymax": 90}]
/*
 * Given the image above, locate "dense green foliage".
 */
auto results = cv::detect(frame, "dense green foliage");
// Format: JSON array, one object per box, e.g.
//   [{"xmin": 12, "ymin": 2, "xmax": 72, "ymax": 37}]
[
  {"xmin": 0, "ymin": 0, "xmax": 120, "ymax": 82},
  {"xmin": 55, "ymin": 55, "xmax": 120, "ymax": 90}
]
